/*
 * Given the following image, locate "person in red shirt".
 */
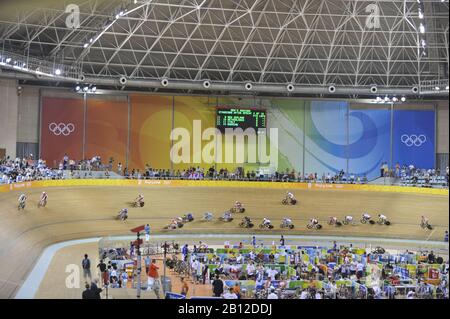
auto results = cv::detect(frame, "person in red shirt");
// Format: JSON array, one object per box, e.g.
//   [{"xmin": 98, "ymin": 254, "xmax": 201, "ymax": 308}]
[{"xmin": 147, "ymin": 259, "xmax": 160, "ymax": 298}]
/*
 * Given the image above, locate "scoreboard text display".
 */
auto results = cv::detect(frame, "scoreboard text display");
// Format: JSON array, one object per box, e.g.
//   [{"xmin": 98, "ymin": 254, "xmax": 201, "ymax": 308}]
[{"xmin": 216, "ymin": 108, "xmax": 266, "ymax": 132}]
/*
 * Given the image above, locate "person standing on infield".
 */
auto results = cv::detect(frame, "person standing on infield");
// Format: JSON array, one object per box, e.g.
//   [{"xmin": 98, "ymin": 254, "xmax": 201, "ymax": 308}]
[
  {"xmin": 82, "ymin": 254, "xmax": 92, "ymax": 282},
  {"xmin": 147, "ymin": 259, "xmax": 160, "ymax": 298}
]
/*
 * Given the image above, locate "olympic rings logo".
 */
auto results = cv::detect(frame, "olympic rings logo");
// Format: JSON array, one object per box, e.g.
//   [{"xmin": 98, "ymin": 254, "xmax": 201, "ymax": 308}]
[
  {"xmin": 48, "ymin": 122, "xmax": 75, "ymax": 136},
  {"xmin": 401, "ymin": 134, "xmax": 427, "ymax": 147}
]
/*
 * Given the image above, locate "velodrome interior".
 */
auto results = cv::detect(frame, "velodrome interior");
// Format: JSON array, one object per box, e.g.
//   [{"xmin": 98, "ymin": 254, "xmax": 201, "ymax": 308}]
[
  {"xmin": 0, "ymin": 0, "xmax": 449, "ymax": 302},
  {"xmin": 0, "ymin": 184, "xmax": 448, "ymax": 298}
]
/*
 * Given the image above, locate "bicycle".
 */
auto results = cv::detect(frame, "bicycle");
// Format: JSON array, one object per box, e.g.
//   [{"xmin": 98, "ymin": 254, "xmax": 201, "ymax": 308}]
[
  {"xmin": 37, "ymin": 199, "xmax": 47, "ymax": 208},
  {"xmin": 360, "ymin": 218, "xmax": 376, "ymax": 225},
  {"xmin": 259, "ymin": 223, "xmax": 274, "ymax": 229},
  {"xmin": 280, "ymin": 220, "xmax": 295, "ymax": 229},
  {"xmin": 202, "ymin": 212, "xmax": 214, "ymax": 222},
  {"xmin": 341, "ymin": 219, "xmax": 355, "ymax": 226},
  {"xmin": 306, "ymin": 223, "xmax": 322, "ymax": 230},
  {"xmin": 420, "ymin": 222, "xmax": 433, "ymax": 230},
  {"xmin": 230, "ymin": 207, "xmax": 246, "ymax": 214},
  {"xmin": 376, "ymin": 219, "xmax": 391, "ymax": 226},
  {"xmin": 239, "ymin": 220, "xmax": 254, "ymax": 228},
  {"xmin": 327, "ymin": 219, "xmax": 342, "ymax": 227},
  {"xmin": 281, "ymin": 198, "xmax": 297, "ymax": 205}
]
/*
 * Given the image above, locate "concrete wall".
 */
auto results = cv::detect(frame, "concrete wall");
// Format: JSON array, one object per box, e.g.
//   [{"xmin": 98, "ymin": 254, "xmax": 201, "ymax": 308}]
[
  {"xmin": 437, "ymin": 100, "xmax": 449, "ymax": 154},
  {"xmin": 0, "ymin": 79, "xmax": 18, "ymax": 158},
  {"xmin": 17, "ymin": 87, "xmax": 40, "ymax": 143}
]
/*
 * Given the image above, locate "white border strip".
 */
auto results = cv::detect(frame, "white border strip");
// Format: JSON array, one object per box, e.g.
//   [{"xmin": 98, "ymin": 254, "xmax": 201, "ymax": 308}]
[{"xmin": 15, "ymin": 238, "xmax": 101, "ymax": 299}]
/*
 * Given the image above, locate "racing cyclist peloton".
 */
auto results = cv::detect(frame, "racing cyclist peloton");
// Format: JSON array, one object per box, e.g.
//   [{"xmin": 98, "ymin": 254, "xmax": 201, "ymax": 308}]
[
  {"xmin": 378, "ymin": 213, "xmax": 388, "ymax": 224},
  {"xmin": 167, "ymin": 218, "xmax": 179, "ymax": 229},
  {"xmin": 241, "ymin": 216, "xmax": 252, "ymax": 227},
  {"xmin": 39, "ymin": 191, "xmax": 48, "ymax": 207},
  {"xmin": 135, "ymin": 194, "xmax": 145, "ymax": 207},
  {"xmin": 282, "ymin": 217, "xmax": 293, "ymax": 227},
  {"xmin": 222, "ymin": 210, "xmax": 233, "ymax": 222},
  {"xmin": 344, "ymin": 215, "xmax": 354, "ymax": 225},
  {"xmin": 421, "ymin": 215, "xmax": 430, "ymax": 228},
  {"xmin": 361, "ymin": 212, "xmax": 371, "ymax": 223},
  {"xmin": 117, "ymin": 208, "xmax": 128, "ymax": 222},
  {"xmin": 203, "ymin": 212, "xmax": 214, "ymax": 221},
  {"xmin": 262, "ymin": 217, "xmax": 272, "ymax": 228},
  {"xmin": 18, "ymin": 193, "xmax": 27, "ymax": 210},
  {"xmin": 308, "ymin": 218, "xmax": 319, "ymax": 228},
  {"xmin": 328, "ymin": 216, "xmax": 338, "ymax": 225},
  {"xmin": 286, "ymin": 191, "xmax": 296, "ymax": 204}
]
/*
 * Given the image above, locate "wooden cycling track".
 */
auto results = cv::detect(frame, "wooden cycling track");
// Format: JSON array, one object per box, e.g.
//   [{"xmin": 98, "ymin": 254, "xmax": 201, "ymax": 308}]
[{"xmin": 0, "ymin": 184, "xmax": 448, "ymax": 298}]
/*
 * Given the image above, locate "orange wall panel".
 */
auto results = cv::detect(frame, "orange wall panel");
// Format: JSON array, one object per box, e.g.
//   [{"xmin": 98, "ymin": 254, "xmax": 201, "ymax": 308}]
[
  {"xmin": 40, "ymin": 97, "xmax": 84, "ymax": 167},
  {"xmin": 129, "ymin": 95, "xmax": 173, "ymax": 170},
  {"xmin": 85, "ymin": 99, "xmax": 128, "ymax": 168}
]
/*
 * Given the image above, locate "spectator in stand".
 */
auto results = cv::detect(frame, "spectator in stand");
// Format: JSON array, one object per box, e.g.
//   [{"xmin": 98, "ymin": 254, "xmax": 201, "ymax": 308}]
[
  {"xmin": 267, "ymin": 287, "xmax": 278, "ymax": 299},
  {"xmin": 63, "ymin": 154, "xmax": 69, "ymax": 170},
  {"xmin": 233, "ymin": 282, "xmax": 241, "ymax": 299},
  {"xmin": 144, "ymin": 255, "xmax": 151, "ymax": 274},
  {"xmin": 223, "ymin": 287, "xmax": 238, "ymax": 299},
  {"xmin": 428, "ymin": 251, "xmax": 436, "ymax": 264}
]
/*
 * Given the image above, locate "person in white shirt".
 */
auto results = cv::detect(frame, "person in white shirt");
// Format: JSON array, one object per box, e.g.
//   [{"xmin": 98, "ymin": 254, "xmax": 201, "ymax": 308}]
[
  {"xmin": 135, "ymin": 194, "xmax": 145, "ymax": 207},
  {"xmin": 361, "ymin": 213, "xmax": 371, "ymax": 222},
  {"xmin": 266, "ymin": 268, "xmax": 278, "ymax": 281},
  {"xmin": 344, "ymin": 215, "xmax": 353, "ymax": 224},
  {"xmin": 328, "ymin": 216, "xmax": 338, "ymax": 225},
  {"xmin": 222, "ymin": 211, "xmax": 233, "ymax": 222},
  {"xmin": 282, "ymin": 217, "xmax": 293, "ymax": 227},
  {"xmin": 356, "ymin": 262, "xmax": 364, "ymax": 278},
  {"xmin": 283, "ymin": 191, "xmax": 297, "ymax": 204},
  {"xmin": 406, "ymin": 290, "xmax": 415, "ymax": 299},
  {"xmin": 190, "ymin": 259, "xmax": 200, "ymax": 282},
  {"xmin": 246, "ymin": 261, "xmax": 256, "ymax": 279},
  {"xmin": 223, "ymin": 288, "xmax": 238, "ymax": 299},
  {"xmin": 117, "ymin": 208, "xmax": 128, "ymax": 221},
  {"xmin": 308, "ymin": 218, "xmax": 318, "ymax": 228},
  {"xmin": 267, "ymin": 287, "xmax": 278, "ymax": 299},
  {"xmin": 18, "ymin": 193, "xmax": 27, "ymax": 210},
  {"xmin": 299, "ymin": 290, "xmax": 309, "ymax": 299},
  {"xmin": 249, "ymin": 250, "xmax": 256, "ymax": 261},
  {"xmin": 378, "ymin": 214, "xmax": 388, "ymax": 224},
  {"xmin": 315, "ymin": 291, "xmax": 322, "ymax": 299},
  {"xmin": 38, "ymin": 191, "xmax": 48, "ymax": 207}
]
